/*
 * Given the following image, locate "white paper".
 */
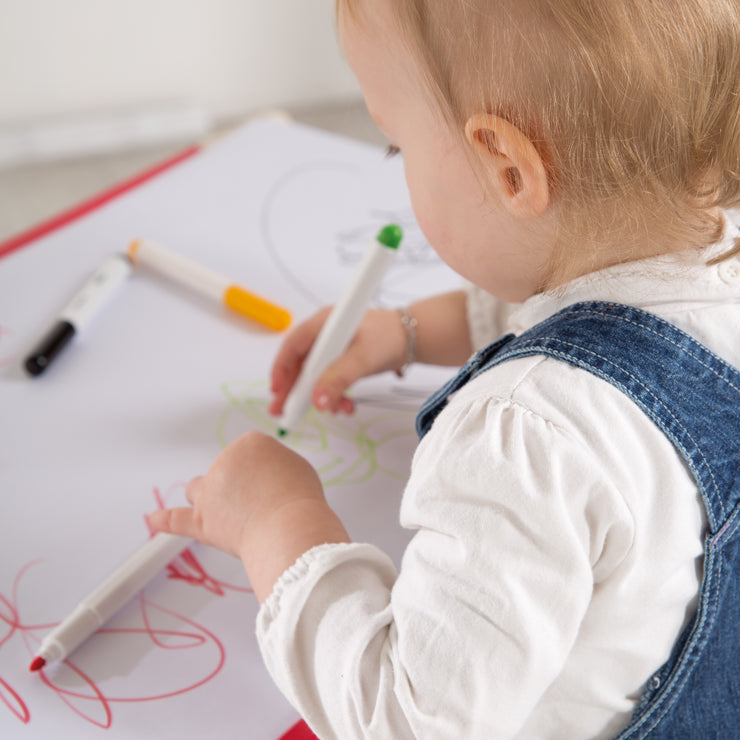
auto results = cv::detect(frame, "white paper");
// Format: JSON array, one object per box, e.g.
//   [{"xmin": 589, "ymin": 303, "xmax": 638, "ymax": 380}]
[{"xmin": 0, "ymin": 118, "xmax": 459, "ymax": 738}]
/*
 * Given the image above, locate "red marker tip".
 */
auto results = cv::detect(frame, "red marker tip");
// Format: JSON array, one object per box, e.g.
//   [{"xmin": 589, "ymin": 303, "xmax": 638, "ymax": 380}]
[{"xmin": 29, "ymin": 656, "xmax": 46, "ymax": 672}]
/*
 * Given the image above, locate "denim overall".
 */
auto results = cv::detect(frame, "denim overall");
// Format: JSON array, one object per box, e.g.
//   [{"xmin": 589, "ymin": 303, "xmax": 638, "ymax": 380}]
[{"xmin": 416, "ymin": 301, "xmax": 740, "ymax": 738}]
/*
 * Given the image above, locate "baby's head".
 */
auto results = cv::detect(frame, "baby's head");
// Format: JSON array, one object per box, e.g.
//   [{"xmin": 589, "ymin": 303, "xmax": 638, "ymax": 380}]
[{"xmin": 337, "ymin": 0, "xmax": 740, "ymax": 295}]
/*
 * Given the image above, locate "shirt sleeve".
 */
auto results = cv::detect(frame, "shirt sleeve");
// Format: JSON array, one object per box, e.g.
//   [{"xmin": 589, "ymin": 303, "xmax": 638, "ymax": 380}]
[{"xmin": 256, "ymin": 391, "xmax": 620, "ymax": 739}]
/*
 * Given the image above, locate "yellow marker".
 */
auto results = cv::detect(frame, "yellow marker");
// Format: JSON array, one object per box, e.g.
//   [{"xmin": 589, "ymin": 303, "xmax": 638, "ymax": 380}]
[{"xmin": 128, "ymin": 239, "xmax": 291, "ymax": 331}]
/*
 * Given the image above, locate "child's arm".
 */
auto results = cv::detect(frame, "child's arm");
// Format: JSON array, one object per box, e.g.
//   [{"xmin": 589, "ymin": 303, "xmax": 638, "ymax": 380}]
[{"xmin": 269, "ymin": 289, "xmax": 472, "ymax": 416}]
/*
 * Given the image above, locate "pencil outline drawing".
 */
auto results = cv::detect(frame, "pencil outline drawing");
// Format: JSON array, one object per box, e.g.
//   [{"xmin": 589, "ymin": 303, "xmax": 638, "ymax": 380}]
[{"xmin": 258, "ymin": 160, "xmax": 449, "ymax": 308}]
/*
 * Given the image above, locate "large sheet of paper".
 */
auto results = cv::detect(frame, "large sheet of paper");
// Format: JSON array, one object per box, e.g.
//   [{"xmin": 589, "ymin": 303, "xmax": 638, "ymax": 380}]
[{"xmin": 0, "ymin": 118, "xmax": 458, "ymax": 738}]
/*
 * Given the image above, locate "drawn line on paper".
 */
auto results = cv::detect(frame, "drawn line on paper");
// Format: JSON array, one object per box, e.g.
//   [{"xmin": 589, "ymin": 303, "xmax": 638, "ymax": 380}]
[
  {"xmin": 259, "ymin": 162, "xmax": 357, "ymax": 306},
  {"xmin": 34, "ymin": 599, "xmax": 226, "ymax": 714},
  {"xmin": 217, "ymin": 379, "xmax": 428, "ymax": 487},
  {"xmin": 0, "ymin": 561, "xmax": 38, "ymax": 725},
  {"xmin": 0, "ymin": 675, "xmax": 29, "ymax": 725},
  {"xmin": 258, "ymin": 160, "xmax": 443, "ymax": 308}
]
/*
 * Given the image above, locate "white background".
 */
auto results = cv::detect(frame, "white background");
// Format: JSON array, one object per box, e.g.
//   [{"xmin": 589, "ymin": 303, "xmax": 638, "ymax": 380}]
[{"xmin": 0, "ymin": 0, "xmax": 360, "ymax": 125}]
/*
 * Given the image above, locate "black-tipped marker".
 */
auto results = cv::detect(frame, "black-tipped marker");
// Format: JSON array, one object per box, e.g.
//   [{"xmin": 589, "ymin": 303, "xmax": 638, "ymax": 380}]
[
  {"xmin": 24, "ymin": 254, "xmax": 132, "ymax": 376},
  {"xmin": 25, "ymin": 321, "xmax": 76, "ymax": 376}
]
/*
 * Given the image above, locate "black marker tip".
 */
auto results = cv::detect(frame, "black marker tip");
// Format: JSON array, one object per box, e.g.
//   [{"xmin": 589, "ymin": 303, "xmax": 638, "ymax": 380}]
[
  {"xmin": 23, "ymin": 321, "xmax": 75, "ymax": 377},
  {"xmin": 24, "ymin": 355, "xmax": 48, "ymax": 376}
]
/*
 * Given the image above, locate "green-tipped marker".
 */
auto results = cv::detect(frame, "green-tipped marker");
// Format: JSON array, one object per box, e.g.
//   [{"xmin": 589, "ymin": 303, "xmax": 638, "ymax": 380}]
[
  {"xmin": 277, "ymin": 224, "xmax": 403, "ymax": 437},
  {"xmin": 376, "ymin": 223, "xmax": 403, "ymax": 249}
]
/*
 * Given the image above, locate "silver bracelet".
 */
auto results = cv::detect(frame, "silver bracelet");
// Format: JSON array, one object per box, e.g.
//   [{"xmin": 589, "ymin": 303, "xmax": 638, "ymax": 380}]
[{"xmin": 396, "ymin": 307, "xmax": 418, "ymax": 377}]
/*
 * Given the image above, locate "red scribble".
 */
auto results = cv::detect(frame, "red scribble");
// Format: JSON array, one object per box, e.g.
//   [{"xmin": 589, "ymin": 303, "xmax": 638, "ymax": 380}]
[
  {"xmin": 0, "ymin": 677, "xmax": 30, "ymax": 725},
  {"xmin": 38, "ymin": 652, "xmax": 112, "ymax": 729},
  {"xmin": 31, "ymin": 596, "xmax": 227, "ymax": 728},
  {"xmin": 165, "ymin": 548, "xmax": 253, "ymax": 596},
  {"xmin": 0, "ymin": 561, "xmax": 47, "ymax": 725},
  {"xmin": 150, "ymin": 482, "xmax": 179, "ymax": 514},
  {"xmin": 0, "ymin": 483, "xmax": 254, "ymax": 730}
]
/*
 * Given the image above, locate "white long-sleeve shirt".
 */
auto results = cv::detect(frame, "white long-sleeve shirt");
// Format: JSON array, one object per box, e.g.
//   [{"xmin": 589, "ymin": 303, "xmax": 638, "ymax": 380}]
[{"xmin": 257, "ymin": 219, "xmax": 740, "ymax": 739}]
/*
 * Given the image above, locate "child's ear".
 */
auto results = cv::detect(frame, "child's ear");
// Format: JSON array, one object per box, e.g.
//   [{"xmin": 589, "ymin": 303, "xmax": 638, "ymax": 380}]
[{"xmin": 464, "ymin": 113, "xmax": 549, "ymax": 218}]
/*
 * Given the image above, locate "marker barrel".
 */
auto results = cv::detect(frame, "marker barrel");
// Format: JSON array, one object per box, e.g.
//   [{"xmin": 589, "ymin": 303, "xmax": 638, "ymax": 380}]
[
  {"xmin": 24, "ymin": 322, "xmax": 75, "ymax": 376},
  {"xmin": 35, "ymin": 605, "xmax": 100, "ymax": 665},
  {"xmin": 33, "ymin": 533, "xmax": 191, "ymax": 666},
  {"xmin": 129, "ymin": 239, "xmax": 226, "ymax": 300},
  {"xmin": 128, "ymin": 239, "xmax": 290, "ymax": 331},
  {"xmin": 279, "ymin": 228, "xmax": 401, "ymax": 434},
  {"xmin": 24, "ymin": 254, "xmax": 132, "ymax": 376},
  {"xmin": 59, "ymin": 254, "xmax": 132, "ymax": 329}
]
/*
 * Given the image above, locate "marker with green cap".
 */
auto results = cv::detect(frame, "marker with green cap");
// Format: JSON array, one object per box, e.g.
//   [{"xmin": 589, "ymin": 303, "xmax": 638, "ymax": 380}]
[{"xmin": 278, "ymin": 224, "xmax": 403, "ymax": 437}]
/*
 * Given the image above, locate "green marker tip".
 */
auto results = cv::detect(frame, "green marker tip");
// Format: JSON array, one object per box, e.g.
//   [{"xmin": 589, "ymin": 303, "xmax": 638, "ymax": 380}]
[
  {"xmin": 277, "ymin": 428, "xmax": 288, "ymax": 438},
  {"xmin": 376, "ymin": 224, "xmax": 403, "ymax": 250}
]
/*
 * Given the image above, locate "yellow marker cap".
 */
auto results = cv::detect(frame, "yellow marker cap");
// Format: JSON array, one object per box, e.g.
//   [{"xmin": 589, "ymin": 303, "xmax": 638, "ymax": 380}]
[
  {"xmin": 127, "ymin": 239, "xmax": 142, "ymax": 262},
  {"xmin": 224, "ymin": 285, "xmax": 292, "ymax": 331}
]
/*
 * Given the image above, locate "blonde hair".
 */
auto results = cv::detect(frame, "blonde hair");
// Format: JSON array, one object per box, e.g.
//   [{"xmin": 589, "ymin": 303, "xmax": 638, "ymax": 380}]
[{"xmin": 338, "ymin": 0, "xmax": 740, "ymax": 283}]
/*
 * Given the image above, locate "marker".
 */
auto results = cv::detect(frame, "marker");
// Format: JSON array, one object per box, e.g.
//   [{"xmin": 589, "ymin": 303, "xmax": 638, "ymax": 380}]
[
  {"xmin": 24, "ymin": 254, "xmax": 132, "ymax": 376},
  {"xmin": 127, "ymin": 239, "xmax": 291, "ymax": 331},
  {"xmin": 29, "ymin": 532, "xmax": 192, "ymax": 672},
  {"xmin": 278, "ymin": 224, "xmax": 403, "ymax": 436}
]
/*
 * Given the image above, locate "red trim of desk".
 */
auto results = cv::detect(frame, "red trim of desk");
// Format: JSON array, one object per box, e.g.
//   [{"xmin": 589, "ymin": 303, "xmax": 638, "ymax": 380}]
[
  {"xmin": 0, "ymin": 145, "xmax": 201, "ymax": 260},
  {"xmin": 279, "ymin": 719, "xmax": 318, "ymax": 740}
]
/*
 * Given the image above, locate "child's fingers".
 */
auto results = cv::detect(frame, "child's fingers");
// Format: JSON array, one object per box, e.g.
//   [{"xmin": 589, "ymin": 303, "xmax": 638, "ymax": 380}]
[
  {"xmin": 338, "ymin": 396, "xmax": 355, "ymax": 415},
  {"xmin": 271, "ymin": 308, "xmax": 332, "ymax": 384},
  {"xmin": 313, "ymin": 350, "xmax": 369, "ymax": 412},
  {"xmin": 148, "ymin": 507, "xmax": 200, "ymax": 541},
  {"xmin": 185, "ymin": 475, "xmax": 204, "ymax": 504},
  {"xmin": 270, "ymin": 308, "xmax": 332, "ymax": 414}
]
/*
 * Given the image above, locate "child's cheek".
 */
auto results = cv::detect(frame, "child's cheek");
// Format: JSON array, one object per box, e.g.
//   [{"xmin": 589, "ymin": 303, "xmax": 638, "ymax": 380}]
[
  {"xmin": 404, "ymin": 176, "xmax": 460, "ymax": 271},
  {"xmin": 403, "ymin": 161, "xmax": 444, "ymax": 252}
]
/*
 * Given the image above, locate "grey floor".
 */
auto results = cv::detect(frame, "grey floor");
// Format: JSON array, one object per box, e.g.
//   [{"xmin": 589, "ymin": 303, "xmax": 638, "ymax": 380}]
[{"xmin": 0, "ymin": 100, "xmax": 385, "ymax": 246}]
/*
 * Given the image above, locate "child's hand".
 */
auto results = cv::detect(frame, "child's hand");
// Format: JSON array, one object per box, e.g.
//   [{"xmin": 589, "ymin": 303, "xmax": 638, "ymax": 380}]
[
  {"xmin": 149, "ymin": 431, "xmax": 323, "ymax": 557},
  {"xmin": 269, "ymin": 307, "xmax": 407, "ymax": 417},
  {"xmin": 149, "ymin": 432, "xmax": 349, "ymax": 600}
]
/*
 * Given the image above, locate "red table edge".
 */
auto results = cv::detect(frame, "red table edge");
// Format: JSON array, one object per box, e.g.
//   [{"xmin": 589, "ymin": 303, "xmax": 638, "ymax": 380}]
[
  {"xmin": 279, "ymin": 719, "xmax": 319, "ymax": 740},
  {"xmin": 0, "ymin": 144, "xmax": 201, "ymax": 261}
]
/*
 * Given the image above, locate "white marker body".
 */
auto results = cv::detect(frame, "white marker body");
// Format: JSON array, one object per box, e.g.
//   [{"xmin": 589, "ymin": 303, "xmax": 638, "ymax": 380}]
[
  {"xmin": 59, "ymin": 254, "xmax": 132, "ymax": 331},
  {"xmin": 34, "ymin": 532, "xmax": 191, "ymax": 665},
  {"xmin": 279, "ymin": 240, "xmax": 398, "ymax": 433},
  {"xmin": 130, "ymin": 239, "xmax": 227, "ymax": 302}
]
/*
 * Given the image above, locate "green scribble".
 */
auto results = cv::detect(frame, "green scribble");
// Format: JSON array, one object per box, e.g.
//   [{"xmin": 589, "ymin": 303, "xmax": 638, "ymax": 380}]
[{"xmin": 217, "ymin": 379, "xmax": 417, "ymax": 487}]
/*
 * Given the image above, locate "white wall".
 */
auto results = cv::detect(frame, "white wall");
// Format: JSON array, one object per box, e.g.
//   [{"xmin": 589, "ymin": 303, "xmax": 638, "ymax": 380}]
[{"xmin": 0, "ymin": 0, "xmax": 361, "ymax": 124}]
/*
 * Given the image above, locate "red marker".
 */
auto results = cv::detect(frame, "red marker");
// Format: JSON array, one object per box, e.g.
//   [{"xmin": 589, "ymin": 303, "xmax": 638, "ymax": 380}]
[{"xmin": 30, "ymin": 532, "xmax": 191, "ymax": 671}]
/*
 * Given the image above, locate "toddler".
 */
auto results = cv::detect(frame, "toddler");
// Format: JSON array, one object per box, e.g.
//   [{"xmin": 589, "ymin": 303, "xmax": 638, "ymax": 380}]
[{"xmin": 151, "ymin": 0, "xmax": 740, "ymax": 737}]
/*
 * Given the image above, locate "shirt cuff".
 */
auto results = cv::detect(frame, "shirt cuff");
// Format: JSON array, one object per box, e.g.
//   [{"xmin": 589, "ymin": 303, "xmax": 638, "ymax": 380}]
[{"xmin": 257, "ymin": 541, "xmax": 397, "ymax": 634}]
